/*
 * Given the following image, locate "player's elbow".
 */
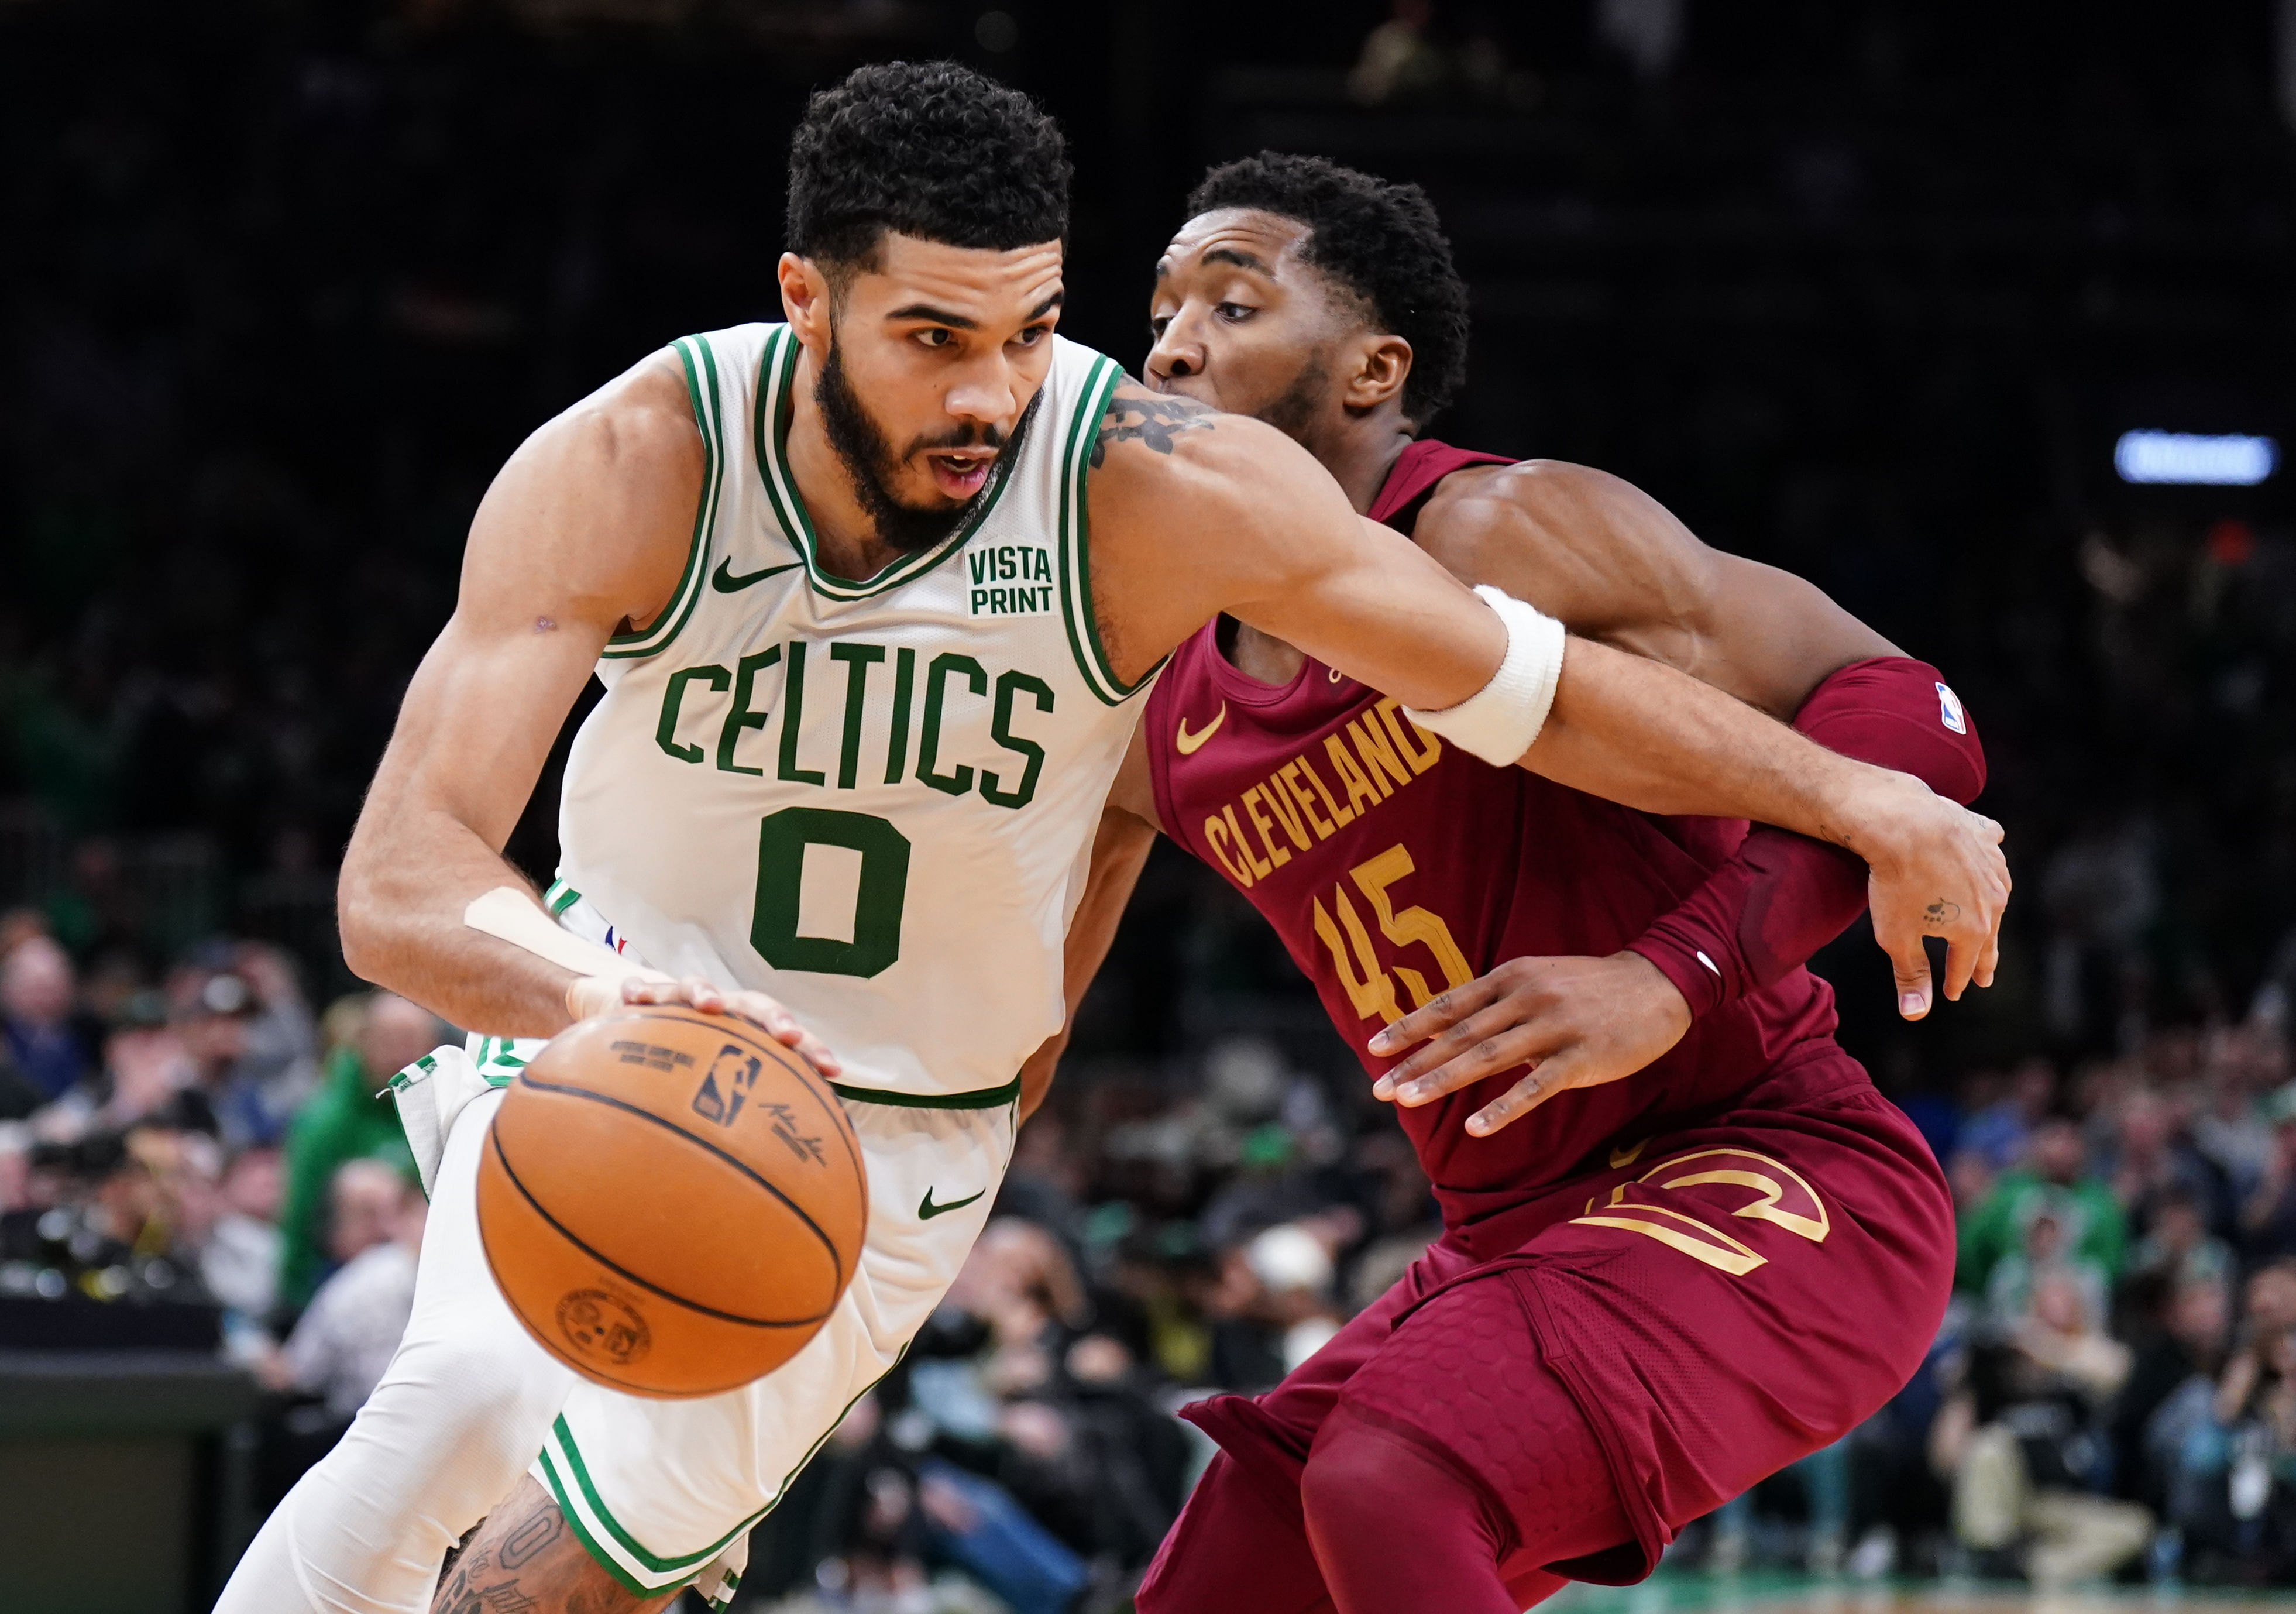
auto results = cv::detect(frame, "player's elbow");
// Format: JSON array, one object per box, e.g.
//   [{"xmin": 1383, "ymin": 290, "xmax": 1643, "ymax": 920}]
[{"xmin": 335, "ymin": 856, "xmax": 391, "ymax": 985}]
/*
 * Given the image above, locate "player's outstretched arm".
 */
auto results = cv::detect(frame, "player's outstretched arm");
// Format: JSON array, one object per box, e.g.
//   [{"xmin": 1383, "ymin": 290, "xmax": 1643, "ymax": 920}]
[
  {"xmin": 1414, "ymin": 458, "xmax": 1898, "ymax": 719},
  {"xmin": 1086, "ymin": 383, "xmax": 2007, "ymax": 1007},
  {"xmin": 338, "ymin": 355, "xmax": 833, "ymax": 1067}
]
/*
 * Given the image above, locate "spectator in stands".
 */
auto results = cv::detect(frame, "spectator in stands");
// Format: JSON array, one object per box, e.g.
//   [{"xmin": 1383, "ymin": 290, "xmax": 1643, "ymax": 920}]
[
  {"xmin": 1961, "ymin": 1058, "xmax": 2059, "ymax": 1172},
  {"xmin": 2106, "ymin": 1087, "xmax": 2229, "ymax": 1242},
  {"xmin": 2242, "ymin": 1088, "xmax": 2296, "ymax": 1263},
  {"xmin": 1936, "ymin": 1267, "xmax": 2149, "ymax": 1585},
  {"xmin": 1960, "ymin": 1117, "xmax": 2128, "ymax": 1296},
  {"xmin": 276, "ymin": 992, "xmax": 432, "ymax": 1308},
  {"xmin": 1, "ymin": 932, "xmax": 96, "ymax": 1106},
  {"xmin": 262, "ymin": 1158, "xmax": 421, "ymax": 1415}
]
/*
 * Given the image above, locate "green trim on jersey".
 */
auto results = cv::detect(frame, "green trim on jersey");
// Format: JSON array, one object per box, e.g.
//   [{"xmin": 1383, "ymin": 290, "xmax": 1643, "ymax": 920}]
[
  {"xmin": 829, "ymin": 1073, "xmax": 1022, "ymax": 1110},
  {"xmin": 603, "ymin": 336, "xmax": 725, "ymax": 660},
  {"xmin": 1054, "ymin": 359, "xmax": 1160, "ymax": 705},
  {"xmin": 544, "ymin": 878, "xmax": 582, "ymax": 916},
  {"xmin": 750, "ymin": 325, "xmax": 1029, "ymax": 602},
  {"xmin": 541, "ymin": 1355, "xmax": 902, "ymax": 1592}
]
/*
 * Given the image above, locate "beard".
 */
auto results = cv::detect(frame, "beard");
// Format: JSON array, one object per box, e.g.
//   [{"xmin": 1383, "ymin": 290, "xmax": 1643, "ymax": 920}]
[
  {"xmin": 1253, "ymin": 349, "xmax": 1333, "ymax": 441},
  {"xmin": 816, "ymin": 337, "xmax": 1018, "ymax": 555}
]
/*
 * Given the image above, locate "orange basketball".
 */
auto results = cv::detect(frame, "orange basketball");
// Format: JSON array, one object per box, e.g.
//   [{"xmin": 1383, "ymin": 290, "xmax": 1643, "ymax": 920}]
[{"xmin": 475, "ymin": 1004, "xmax": 867, "ymax": 1398}]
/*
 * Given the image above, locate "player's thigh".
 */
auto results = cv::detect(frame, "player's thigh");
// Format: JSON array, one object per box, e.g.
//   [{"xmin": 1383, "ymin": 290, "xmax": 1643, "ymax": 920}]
[{"xmin": 1321, "ymin": 1270, "xmax": 1635, "ymax": 1578}]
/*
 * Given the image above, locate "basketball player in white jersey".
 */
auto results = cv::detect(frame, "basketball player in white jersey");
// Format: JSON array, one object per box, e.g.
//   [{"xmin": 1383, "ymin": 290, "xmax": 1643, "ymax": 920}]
[{"xmin": 216, "ymin": 60, "xmax": 2007, "ymax": 1614}]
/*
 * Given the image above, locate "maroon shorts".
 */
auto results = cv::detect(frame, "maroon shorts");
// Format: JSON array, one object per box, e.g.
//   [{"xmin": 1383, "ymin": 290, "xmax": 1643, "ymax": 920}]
[{"xmin": 1137, "ymin": 1049, "xmax": 1954, "ymax": 1611}]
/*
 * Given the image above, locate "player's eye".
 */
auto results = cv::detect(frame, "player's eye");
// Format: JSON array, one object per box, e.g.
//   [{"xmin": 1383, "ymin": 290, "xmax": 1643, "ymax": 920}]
[
  {"xmin": 1148, "ymin": 315, "xmax": 1171, "ymax": 341},
  {"xmin": 1215, "ymin": 301, "xmax": 1254, "ymax": 323},
  {"xmin": 1012, "ymin": 324, "xmax": 1049, "ymax": 347},
  {"xmin": 915, "ymin": 328, "xmax": 955, "ymax": 349}
]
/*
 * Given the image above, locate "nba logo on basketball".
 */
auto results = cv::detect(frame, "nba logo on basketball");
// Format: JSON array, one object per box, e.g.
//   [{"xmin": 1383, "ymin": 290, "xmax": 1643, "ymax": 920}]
[{"xmin": 691, "ymin": 1045, "xmax": 762, "ymax": 1127}]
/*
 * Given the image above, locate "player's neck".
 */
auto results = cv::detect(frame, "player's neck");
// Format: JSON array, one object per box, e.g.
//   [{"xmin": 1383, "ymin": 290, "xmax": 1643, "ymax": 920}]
[
  {"xmin": 1218, "ymin": 408, "xmax": 1414, "ymax": 684},
  {"xmin": 781, "ymin": 353, "xmax": 910, "ymax": 582},
  {"xmin": 1301, "ymin": 406, "xmax": 1414, "ymax": 516}
]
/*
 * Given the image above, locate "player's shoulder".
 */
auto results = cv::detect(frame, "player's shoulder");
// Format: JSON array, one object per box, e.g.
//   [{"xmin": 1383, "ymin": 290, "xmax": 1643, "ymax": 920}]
[
  {"xmin": 527, "ymin": 348, "xmax": 703, "ymax": 489},
  {"xmin": 1415, "ymin": 458, "xmax": 1712, "ymax": 600}
]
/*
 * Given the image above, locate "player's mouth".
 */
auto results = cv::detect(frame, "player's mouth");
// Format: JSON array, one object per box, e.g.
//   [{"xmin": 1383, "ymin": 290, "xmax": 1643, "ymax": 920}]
[{"xmin": 925, "ymin": 449, "xmax": 996, "ymax": 499}]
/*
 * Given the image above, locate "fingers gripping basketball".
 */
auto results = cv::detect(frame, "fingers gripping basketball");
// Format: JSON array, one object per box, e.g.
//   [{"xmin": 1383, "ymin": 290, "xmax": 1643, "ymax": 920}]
[{"xmin": 475, "ymin": 1005, "xmax": 868, "ymax": 1398}]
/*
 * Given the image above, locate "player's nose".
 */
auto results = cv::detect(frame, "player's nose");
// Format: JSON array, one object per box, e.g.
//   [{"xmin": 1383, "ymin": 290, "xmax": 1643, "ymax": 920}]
[{"xmin": 1146, "ymin": 322, "xmax": 1202, "ymax": 382}]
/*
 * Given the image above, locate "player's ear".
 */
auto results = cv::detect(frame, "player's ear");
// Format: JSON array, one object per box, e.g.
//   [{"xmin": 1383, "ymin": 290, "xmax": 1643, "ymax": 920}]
[
  {"xmin": 779, "ymin": 253, "xmax": 833, "ymax": 353},
  {"xmin": 1343, "ymin": 332, "xmax": 1414, "ymax": 414}
]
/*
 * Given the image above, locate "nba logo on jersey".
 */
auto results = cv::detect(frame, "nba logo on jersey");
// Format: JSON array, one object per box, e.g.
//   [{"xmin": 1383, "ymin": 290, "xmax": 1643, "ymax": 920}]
[{"xmin": 1936, "ymin": 682, "xmax": 1967, "ymax": 735}]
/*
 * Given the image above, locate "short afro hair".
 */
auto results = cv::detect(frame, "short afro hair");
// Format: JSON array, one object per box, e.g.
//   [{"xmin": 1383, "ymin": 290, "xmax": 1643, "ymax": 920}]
[
  {"xmin": 1185, "ymin": 153, "xmax": 1469, "ymax": 430},
  {"xmin": 787, "ymin": 61, "xmax": 1070, "ymax": 274}
]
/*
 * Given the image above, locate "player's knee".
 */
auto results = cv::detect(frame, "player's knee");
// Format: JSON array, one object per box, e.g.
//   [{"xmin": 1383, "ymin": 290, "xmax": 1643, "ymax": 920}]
[{"xmin": 363, "ymin": 1335, "xmax": 563, "ymax": 1469}]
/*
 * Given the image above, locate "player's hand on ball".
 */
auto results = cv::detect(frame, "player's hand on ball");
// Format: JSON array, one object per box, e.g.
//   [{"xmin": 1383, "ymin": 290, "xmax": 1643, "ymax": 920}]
[
  {"xmin": 1848, "ymin": 776, "xmax": 2010, "ymax": 1021},
  {"xmin": 1366, "ymin": 952, "xmax": 1692, "ymax": 1136},
  {"xmin": 566, "ymin": 974, "xmax": 841, "ymax": 1078}
]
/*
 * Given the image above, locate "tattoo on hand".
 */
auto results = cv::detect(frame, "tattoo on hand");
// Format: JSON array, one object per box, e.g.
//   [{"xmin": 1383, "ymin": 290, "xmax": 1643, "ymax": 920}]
[
  {"xmin": 1924, "ymin": 899, "xmax": 1961, "ymax": 927},
  {"xmin": 1091, "ymin": 387, "xmax": 1215, "ymax": 468}
]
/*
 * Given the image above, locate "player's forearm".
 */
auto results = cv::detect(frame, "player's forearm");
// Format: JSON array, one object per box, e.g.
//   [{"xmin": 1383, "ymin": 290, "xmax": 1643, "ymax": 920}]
[
  {"xmin": 1629, "ymin": 656, "xmax": 1989, "ymax": 1012},
  {"xmin": 1527, "ymin": 635, "xmax": 1908, "ymax": 852},
  {"xmin": 339, "ymin": 806, "xmax": 578, "ymax": 1039}
]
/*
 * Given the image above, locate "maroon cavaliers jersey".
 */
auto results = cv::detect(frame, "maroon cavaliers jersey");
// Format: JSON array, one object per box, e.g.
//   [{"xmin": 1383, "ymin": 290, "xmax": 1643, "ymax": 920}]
[{"xmin": 1144, "ymin": 440, "xmax": 1850, "ymax": 1225}]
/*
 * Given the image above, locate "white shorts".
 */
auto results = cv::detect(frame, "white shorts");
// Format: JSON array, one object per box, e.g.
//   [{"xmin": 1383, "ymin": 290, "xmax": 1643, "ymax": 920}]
[{"xmin": 511, "ymin": 1076, "xmax": 1013, "ymax": 1594}]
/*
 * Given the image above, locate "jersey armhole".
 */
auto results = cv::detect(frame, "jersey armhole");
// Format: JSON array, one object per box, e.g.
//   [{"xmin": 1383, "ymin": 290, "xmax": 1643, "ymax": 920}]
[
  {"xmin": 602, "ymin": 334, "xmax": 723, "ymax": 660},
  {"xmin": 1054, "ymin": 358, "xmax": 1165, "ymax": 706},
  {"xmin": 1142, "ymin": 637, "xmax": 1207, "ymax": 863}
]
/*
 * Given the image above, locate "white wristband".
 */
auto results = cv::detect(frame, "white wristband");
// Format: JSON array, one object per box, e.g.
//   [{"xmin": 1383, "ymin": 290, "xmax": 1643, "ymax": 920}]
[{"xmin": 1401, "ymin": 586, "xmax": 1566, "ymax": 767}]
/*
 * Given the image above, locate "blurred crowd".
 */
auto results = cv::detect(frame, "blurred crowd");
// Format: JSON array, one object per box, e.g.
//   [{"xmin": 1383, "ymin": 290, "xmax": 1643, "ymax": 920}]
[{"xmin": 26, "ymin": 904, "xmax": 2296, "ymax": 1608}]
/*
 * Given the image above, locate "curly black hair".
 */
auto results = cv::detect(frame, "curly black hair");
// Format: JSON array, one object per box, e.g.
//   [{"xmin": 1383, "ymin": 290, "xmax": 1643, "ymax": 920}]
[
  {"xmin": 1185, "ymin": 153, "xmax": 1469, "ymax": 429},
  {"xmin": 787, "ymin": 61, "xmax": 1070, "ymax": 276}
]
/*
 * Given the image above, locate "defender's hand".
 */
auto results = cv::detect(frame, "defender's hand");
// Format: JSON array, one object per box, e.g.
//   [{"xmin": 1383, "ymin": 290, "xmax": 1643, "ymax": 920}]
[
  {"xmin": 1365, "ymin": 952, "xmax": 1692, "ymax": 1137},
  {"xmin": 566, "ymin": 974, "xmax": 841, "ymax": 1078},
  {"xmin": 1848, "ymin": 777, "xmax": 2010, "ymax": 1019}
]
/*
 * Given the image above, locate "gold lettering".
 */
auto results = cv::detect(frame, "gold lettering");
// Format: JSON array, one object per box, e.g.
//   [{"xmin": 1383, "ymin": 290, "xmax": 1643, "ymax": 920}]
[
  {"xmin": 1349, "ymin": 845, "xmax": 1473, "ymax": 1006},
  {"xmin": 1376, "ymin": 698, "xmax": 1443, "ymax": 774},
  {"xmin": 1222, "ymin": 804, "xmax": 1273, "ymax": 880},
  {"xmin": 1240, "ymin": 790, "xmax": 1291, "ymax": 869},
  {"xmin": 1348, "ymin": 716, "xmax": 1411, "ymax": 795},
  {"xmin": 1324, "ymin": 734, "xmax": 1383, "ymax": 817},
  {"xmin": 1312, "ymin": 893, "xmax": 1401, "ymax": 1025},
  {"xmin": 1279, "ymin": 762, "xmax": 1335, "ymax": 839},
  {"xmin": 1256, "ymin": 775, "xmax": 1312, "ymax": 850},
  {"xmin": 1296, "ymin": 753, "xmax": 1355, "ymax": 829},
  {"xmin": 1204, "ymin": 815, "xmax": 1254, "ymax": 888}
]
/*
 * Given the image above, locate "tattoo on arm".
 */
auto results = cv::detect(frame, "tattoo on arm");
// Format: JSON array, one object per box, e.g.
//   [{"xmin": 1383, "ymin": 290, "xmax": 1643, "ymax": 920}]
[{"xmin": 1091, "ymin": 386, "xmax": 1216, "ymax": 468}]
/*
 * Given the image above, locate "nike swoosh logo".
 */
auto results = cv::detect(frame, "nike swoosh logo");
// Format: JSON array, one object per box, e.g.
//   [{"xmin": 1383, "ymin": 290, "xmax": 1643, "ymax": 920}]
[
  {"xmin": 918, "ymin": 1186, "xmax": 987, "ymax": 1221},
  {"xmin": 1609, "ymin": 1139, "xmax": 1648, "ymax": 1169},
  {"xmin": 1174, "ymin": 703, "xmax": 1226, "ymax": 756},
  {"xmin": 711, "ymin": 557, "xmax": 802, "ymax": 593}
]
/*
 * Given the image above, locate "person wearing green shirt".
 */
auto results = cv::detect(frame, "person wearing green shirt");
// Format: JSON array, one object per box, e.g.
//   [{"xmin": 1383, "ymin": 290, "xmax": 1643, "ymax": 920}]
[
  {"xmin": 276, "ymin": 993, "xmax": 438, "ymax": 1311},
  {"xmin": 1958, "ymin": 1116, "xmax": 2127, "ymax": 1296}
]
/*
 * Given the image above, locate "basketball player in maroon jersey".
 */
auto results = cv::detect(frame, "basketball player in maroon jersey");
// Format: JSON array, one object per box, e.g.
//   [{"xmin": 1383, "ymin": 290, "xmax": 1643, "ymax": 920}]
[{"xmin": 1039, "ymin": 154, "xmax": 1994, "ymax": 1613}]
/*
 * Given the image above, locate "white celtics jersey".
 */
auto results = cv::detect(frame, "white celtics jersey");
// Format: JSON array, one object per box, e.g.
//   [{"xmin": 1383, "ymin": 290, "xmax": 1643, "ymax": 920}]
[{"xmin": 552, "ymin": 323, "xmax": 1150, "ymax": 1102}]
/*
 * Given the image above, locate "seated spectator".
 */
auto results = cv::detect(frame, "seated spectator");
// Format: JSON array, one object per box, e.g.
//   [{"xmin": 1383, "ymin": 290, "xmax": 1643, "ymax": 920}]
[
  {"xmin": 1, "ymin": 933, "xmax": 98, "ymax": 1108},
  {"xmin": 1960, "ymin": 1118, "xmax": 2127, "ymax": 1296},
  {"xmin": 2243, "ymin": 1087, "xmax": 2296, "ymax": 1263},
  {"xmin": 2130, "ymin": 1185, "xmax": 2235, "ymax": 1289},
  {"xmin": 261, "ymin": 1159, "xmax": 422, "ymax": 1417},
  {"xmin": 1935, "ymin": 1268, "xmax": 2150, "ymax": 1585},
  {"xmin": 2108, "ymin": 1088, "xmax": 2229, "ymax": 1241},
  {"xmin": 277, "ymin": 992, "xmax": 434, "ymax": 1309},
  {"xmin": 1961, "ymin": 1058, "xmax": 2059, "ymax": 1173},
  {"xmin": 1983, "ymin": 1196, "xmax": 2109, "ymax": 1331},
  {"xmin": 186, "ymin": 1143, "xmax": 286, "ymax": 1335},
  {"xmin": 32, "ymin": 990, "xmax": 209, "ymax": 1141}
]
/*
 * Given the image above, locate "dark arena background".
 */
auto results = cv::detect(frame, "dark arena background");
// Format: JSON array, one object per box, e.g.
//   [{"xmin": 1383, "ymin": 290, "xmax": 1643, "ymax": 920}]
[{"xmin": 4, "ymin": 2, "xmax": 2296, "ymax": 1611}]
